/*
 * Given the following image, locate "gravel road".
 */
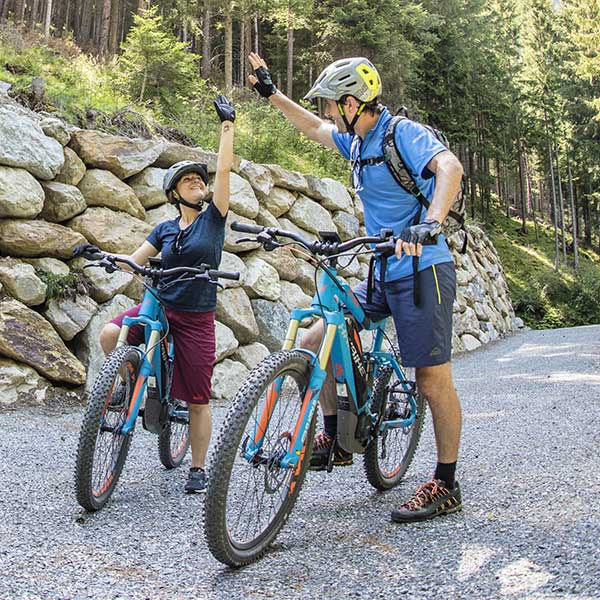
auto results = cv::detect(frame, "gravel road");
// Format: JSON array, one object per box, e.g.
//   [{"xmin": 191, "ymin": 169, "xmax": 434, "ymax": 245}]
[{"xmin": 1, "ymin": 325, "xmax": 599, "ymax": 600}]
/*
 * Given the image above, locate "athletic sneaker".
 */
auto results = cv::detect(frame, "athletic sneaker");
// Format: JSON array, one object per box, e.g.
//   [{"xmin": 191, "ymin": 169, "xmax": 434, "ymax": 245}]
[
  {"xmin": 391, "ymin": 479, "xmax": 462, "ymax": 523},
  {"xmin": 309, "ymin": 431, "xmax": 353, "ymax": 471},
  {"xmin": 184, "ymin": 468, "xmax": 207, "ymax": 494}
]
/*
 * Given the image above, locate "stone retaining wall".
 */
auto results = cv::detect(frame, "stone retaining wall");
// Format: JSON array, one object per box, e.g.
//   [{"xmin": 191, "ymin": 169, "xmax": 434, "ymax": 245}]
[{"xmin": 0, "ymin": 93, "xmax": 522, "ymax": 405}]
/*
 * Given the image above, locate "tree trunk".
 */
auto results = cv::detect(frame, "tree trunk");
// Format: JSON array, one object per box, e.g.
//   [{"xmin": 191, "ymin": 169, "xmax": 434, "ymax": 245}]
[
  {"xmin": 109, "ymin": 0, "xmax": 119, "ymax": 53},
  {"xmin": 15, "ymin": 0, "xmax": 25, "ymax": 23},
  {"xmin": 201, "ymin": 5, "xmax": 211, "ymax": 79},
  {"xmin": 554, "ymin": 148, "xmax": 567, "ymax": 261},
  {"xmin": 224, "ymin": 8, "xmax": 233, "ymax": 94},
  {"xmin": 468, "ymin": 148, "xmax": 476, "ymax": 219},
  {"xmin": 239, "ymin": 17, "xmax": 245, "ymax": 87},
  {"xmin": 245, "ymin": 15, "xmax": 251, "ymax": 83},
  {"xmin": 43, "ymin": 0, "xmax": 52, "ymax": 41},
  {"xmin": 28, "ymin": 0, "xmax": 39, "ymax": 28},
  {"xmin": 286, "ymin": 4, "xmax": 294, "ymax": 98},
  {"xmin": 253, "ymin": 13, "xmax": 259, "ymax": 53},
  {"xmin": 137, "ymin": 0, "xmax": 146, "ymax": 14},
  {"xmin": 548, "ymin": 138, "xmax": 560, "ymax": 270},
  {"xmin": 99, "ymin": 0, "xmax": 111, "ymax": 56},
  {"xmin": 567, "ymin": 159, "xmax": 579, "ymax": 269}
]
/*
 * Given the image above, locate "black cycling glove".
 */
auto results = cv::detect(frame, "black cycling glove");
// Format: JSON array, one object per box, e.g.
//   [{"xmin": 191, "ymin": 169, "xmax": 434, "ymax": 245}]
[
  {"xmin": 399, "ymin": 219, "xmax": 442, "ymax": 245},
  {"xmin": 252, "ymin": 66, "xmax": 277, "ymax": 98},
  {"xmin": 213, "ymin": 93, "xmax": 236, "ymax": 123},
  {"xmin": 73, "ymin": 243, "xmax": 103, "ymax": 259}
]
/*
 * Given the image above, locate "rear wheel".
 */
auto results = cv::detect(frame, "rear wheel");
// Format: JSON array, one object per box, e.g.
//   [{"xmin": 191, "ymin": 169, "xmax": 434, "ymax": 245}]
[
  {"xmin": 75, "ymin": 345, "xmax": 140, "ymax": 511},
  {"xmin": 158, "ymin": 399, "xmax": 190, "ymax": 469},
  {"xmin": 204, "ymin": 350, "xmax": 315, "ymax": 567},
  {"xmin": 363, "ymin": 366, "xmax": 426, "ymax": 490}
]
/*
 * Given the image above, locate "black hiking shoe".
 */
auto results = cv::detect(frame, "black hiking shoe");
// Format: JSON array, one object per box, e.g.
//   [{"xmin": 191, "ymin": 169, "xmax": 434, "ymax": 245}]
[
  {"xmin": 184, "ymin": 468, "xmax": 207, "ymax": 494},
  {"xmin": 309, "ymin": 432, "xmax": 353, "ymax": 471},
  {"xmin": 391, "ymin": 479, "xmax": 462, "ymax": 523}
]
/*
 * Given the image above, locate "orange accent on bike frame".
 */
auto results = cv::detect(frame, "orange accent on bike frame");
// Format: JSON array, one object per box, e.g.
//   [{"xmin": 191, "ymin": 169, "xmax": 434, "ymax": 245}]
[
  {"xmin": 334, "ymin": 362, "xmax": 343, "ymax": 378},
  {"xmin": 254, "ymin": 384, "xmax": 278, "ymax": 444},
  {"xmin": 353, "ymin": 329, "xmax": 362, "ymax": 352},
  {"xmin": 126, "ymin": 375, "xmax": 145, "ymax": 421},
  {"xmin": 290, "ymin": 389, "xmax": 314, "ymax": 449}
]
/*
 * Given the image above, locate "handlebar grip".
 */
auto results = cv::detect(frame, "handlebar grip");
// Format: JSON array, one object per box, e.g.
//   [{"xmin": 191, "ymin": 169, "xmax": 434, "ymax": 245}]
[
  {"xmin": 230, "ymin": 221, "xmax": 264, "ymax": 234},
  {"xmin": 208, "ymin": 269, "xmax": 240, "ymax": 281}
]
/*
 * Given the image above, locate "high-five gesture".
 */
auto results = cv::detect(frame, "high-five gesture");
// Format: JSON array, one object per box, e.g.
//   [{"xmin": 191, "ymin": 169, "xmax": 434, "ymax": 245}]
[{"xmin": 248, "ymin": 52, "xmax": 278, "ymax": 98}]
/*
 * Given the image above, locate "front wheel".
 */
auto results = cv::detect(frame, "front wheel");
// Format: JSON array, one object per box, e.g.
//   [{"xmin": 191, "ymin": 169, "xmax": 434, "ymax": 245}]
[
  {"xmin": 74, "ymin": 345, "xmax": 140, "ymax": 511},
  {"xmin": 363, "ymin": 366, "xmax": 426, "ymax": 490},
  {"xmin": 204, "ymin": 350, "xmax": 315, "ymax": 567}
]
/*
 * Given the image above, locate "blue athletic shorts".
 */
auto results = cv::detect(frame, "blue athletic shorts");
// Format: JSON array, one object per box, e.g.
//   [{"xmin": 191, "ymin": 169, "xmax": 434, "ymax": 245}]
[{"xmin": 352, "ymin": 261, "xmax": 456, "ymax": 368}]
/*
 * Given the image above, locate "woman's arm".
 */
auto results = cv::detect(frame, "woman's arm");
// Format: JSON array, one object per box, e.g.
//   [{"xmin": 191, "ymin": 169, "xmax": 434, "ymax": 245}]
[
  {"xmin": 212, "ymin": 94, "xmax": 235, "ymax": 217},
  {"xmin": 112, "ymin": 241, "xmax": 159, "ymax": 272}
]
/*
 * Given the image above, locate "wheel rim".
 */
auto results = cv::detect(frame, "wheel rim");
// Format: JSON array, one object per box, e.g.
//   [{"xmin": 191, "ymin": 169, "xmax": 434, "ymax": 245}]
[
  {"xmin": 225, "ymin": 370, "xmax": 306, "ymax": 550},
  {"xmin": 377, "ymin": 392, "xmax": 418, "ymax": 479},
  {"xmin": 169, "ymin": 403, "xmax": 189, "ymax": 460},
  {"xmin": 91, "ymin": 371, "xmax": 133, "ymax": 498}
]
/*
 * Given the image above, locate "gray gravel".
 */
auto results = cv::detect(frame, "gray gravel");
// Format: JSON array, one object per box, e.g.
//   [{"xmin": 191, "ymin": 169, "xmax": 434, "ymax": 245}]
[{"xmin": 1, "ymin": 325, "xmax": 599, "ymax": 600}]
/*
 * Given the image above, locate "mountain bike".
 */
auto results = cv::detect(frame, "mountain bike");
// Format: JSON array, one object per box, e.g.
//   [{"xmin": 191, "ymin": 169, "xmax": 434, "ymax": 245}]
[
  {"xmin": 204, "ymin": 223, "xmax": 429, "ymax": 566},
  {"xmin": 73, "ymin": 249, "xmax": 239, "ymax": 512}
]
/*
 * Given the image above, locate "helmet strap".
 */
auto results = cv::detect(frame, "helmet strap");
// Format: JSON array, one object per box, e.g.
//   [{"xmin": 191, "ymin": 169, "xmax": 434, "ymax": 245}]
[
  {"xmin": 337, "ymin": 100, "xmax": 366, "ymax": 135},
  {"xmin": 173, "ymin": 191, "xmax": 203, "ymax": 212}
]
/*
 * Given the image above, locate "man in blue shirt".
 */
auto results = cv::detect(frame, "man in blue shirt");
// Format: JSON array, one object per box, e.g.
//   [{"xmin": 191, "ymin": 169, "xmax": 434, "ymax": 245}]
[{"xmin": 249, "ymin": 53, "xmax": 464, "ymax": 523}]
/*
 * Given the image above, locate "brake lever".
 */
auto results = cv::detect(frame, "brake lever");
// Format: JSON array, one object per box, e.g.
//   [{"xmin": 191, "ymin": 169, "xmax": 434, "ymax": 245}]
[
  {"xmin": 235, "ymin": 237, "xmax": 258, "ymax": 244},
  {"xmin": 83, "ymin": 257, "xmax": 118, "ymax": 273}
]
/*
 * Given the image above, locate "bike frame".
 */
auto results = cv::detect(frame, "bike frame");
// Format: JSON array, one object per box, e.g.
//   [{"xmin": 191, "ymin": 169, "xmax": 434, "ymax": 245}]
[
  {"xmin": 245, "ymin": 262, "xmax": 418, "ymax": 469},
  {"xmin": 113, "ymin": 287, "xmax": 178, "ymax": 435}
]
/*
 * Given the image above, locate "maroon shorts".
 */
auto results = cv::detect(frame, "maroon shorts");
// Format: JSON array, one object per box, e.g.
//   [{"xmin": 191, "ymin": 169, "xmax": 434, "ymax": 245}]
[{"xmin": 110, "ymin": 305, "xmax": 216, "ymax": 405}]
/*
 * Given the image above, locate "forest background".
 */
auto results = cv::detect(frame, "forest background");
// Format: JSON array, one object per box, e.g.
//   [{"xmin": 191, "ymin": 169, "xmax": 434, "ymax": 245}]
[{"xmin": 0, "ymin": 0, "xmax": 599, "ymax": 329}]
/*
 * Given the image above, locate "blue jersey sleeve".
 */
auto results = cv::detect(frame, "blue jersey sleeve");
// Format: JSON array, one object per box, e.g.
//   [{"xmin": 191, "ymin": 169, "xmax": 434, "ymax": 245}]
[
  {"xmin": 146, "ymin": 221, "xmax": 165, "ymax": 251},
  {"xmin": 331, "ymin": 130, "xmax": 353, "ymax": 160},
  {"xmin": 394, "ymin": 120, "xmax": 447, "ymax": 180},
  {"xmin": 206, "ymin": 201, "xmax": 227, "ymax": 224}
]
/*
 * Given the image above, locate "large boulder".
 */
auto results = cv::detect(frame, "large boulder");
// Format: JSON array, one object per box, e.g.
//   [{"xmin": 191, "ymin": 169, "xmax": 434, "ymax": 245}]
[
  {"xmin": 145, "ymin": 203, "xmax": 178, "ymax": 228},
  {"xmin": 255, "ymin": 205, "xmax": 280, "ymax": 228},
  {"xmin": 228, "ymin": 172, "xmax": 259, "ymax": 218},
  {"xmin": 0, "ymin": 258, "xmax": 47, "ymax": 306},
  {"xmin": 256, "ymin": 186, "xmax": 296, "ymax": 217},
  {"xmin": 276, "ymin": 217, "xmax": 318, "ymax": 243},
  {"xmin": 215, "ymin": 321, "xmax": 239, "ymax": 362},
  {"xmin": 40, "ymin": 181, "xmax": 87, "ymax": 223},
  {"xmin": 68, "ymin": 207, "xmax": 152, "ymax": 254},
  {"xmin": 22, "ymin": 257, "xmax": 70, "ymax": 277},
  {"xmin": 243, "ymin": 257, "xmax": 281, "ymax": 301},
  {"xmin": 224, "ymin": 212, "xmax": 261, "ymax": 253},
  {"xmin": 154, "ymin": 143, "xmax": 218, "ymax": 172},
  {"xmin": 250, "ymin": 299, "xmax": 290, "ymax": 352},
  {"xmin": 211, "ymin": 358, "xmax": 249, "ymax": 401},
  {"xmin": 286, "ymin": 194, "xmax": 336, "ymax": 234},
  {"xmin": 127, "ymin": 167, "xmax": 167, "ymax": 209},
  {"xmin": 44, "ymin": 294, "xmax": 99, "ymax": 341},
  {"xmin": 232, "ymin": 342, "xmax": 270, "ymax": 370},
  {"xmin": 215, "ymin": 287, "xmax": 259, "ymax": 344},
  {"xmin": 264, "ymin": 164, "xmax": 309, "ymax": 193},
  {"xmin": 0, "ymin": 106, "xmax": 64, "ymax": 179},
  {"xmin": 279, "ymin": 281, "xmax": 312, "ymax": 312},
  {"xmin": 0, "ymin": 299, "xmax": 86, "ymax": 385},
  {"xmin": 40, "ymin": 117, "xmax": 71, "ymax": 146},
  {"xmin": 245, "ymin": 247, "xmax": 300, "ymax": 282},
  {"xmin": 294, "ymin": 260, "xmax": 317, "ymax": 295},
  {"xmin": 0, "ymin": 166, "xmax": 45, "ymax": 218},
  {"xmin": 218, "ymin": 252, "xmax": 246, "ymax": 288},
  {"xmin": 333, "ymin": 211, "xmax": 360, "ymax": 241},
  {"xmin": 78, "ymin": 169, "xmax": 145, "ymax": 220},
  {"xmin": 239, "ymin": 160, "xmax": 274, "ymax": 197},
  {"xmin": 0, "ymin": 219, "xmax": 86, "ymax": 259},
  {"xmin": 305, "ymin": 176, "xmax": 354, "ymax": 213},
  {"xmin": 74, "ymin": 294, "xmax": 136, "ymax": 391},
  {"xmin": 70, "ymin": 130, "xmax": 164, "ymax": 179},
  {"xmin": 0, "ymin": 358, "xmax": 49, "ymax": 406},
  {"xmin": 54, "ymin": 147, "xmax": 86, "ymax": 186}
]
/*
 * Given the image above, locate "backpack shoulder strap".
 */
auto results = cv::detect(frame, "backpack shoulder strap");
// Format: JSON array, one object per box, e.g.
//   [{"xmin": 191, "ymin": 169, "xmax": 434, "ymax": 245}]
[{"xmin": 383, "ymin": 116, "xmax": 431, "ymax": 210}]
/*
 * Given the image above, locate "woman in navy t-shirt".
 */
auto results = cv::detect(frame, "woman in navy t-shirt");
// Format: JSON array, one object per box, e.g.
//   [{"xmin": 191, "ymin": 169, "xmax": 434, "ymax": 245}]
[{"xmin": 99, "ymin": 94, "xmax": 235, "ymax": 494}]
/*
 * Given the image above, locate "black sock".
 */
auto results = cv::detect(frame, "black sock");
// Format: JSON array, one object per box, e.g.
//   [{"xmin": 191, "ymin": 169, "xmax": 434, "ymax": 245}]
[
  {"xmin": 434, "ymin": 462, "xmax": 456, "ymax": 489},
  {"xmin": 190, "ymin": 467, "xmax": 204, "ymax": 473},
  {"xmin": 323, "ymin": 414, "xmax": 337, "ymax": 439}
]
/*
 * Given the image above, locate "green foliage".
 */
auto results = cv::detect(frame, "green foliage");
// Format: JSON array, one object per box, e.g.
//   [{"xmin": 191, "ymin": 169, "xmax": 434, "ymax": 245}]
[
  {"xmin": 35, "ymin": 270, "xmax": 87, "ymax": 302},
  {"xmin": 488, "ymin": 205, "xmax": 600, "ymax": 329},
  {"xmin": 117, "ymin": 7, "xmax": 200, "ymax": 110}
]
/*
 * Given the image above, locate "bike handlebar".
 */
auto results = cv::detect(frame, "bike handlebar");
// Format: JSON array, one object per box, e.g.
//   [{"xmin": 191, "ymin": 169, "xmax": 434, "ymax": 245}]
[{"xmin": 80, "ymin": 252, "xmax": 240, "ymax": 282}]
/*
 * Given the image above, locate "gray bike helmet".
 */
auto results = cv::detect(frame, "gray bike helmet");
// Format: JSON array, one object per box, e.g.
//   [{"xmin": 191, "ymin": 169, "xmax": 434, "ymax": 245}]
[
  {"xmin": 162, "ymin": 160, "xmax": 209, "ymax": 195},
  {"xmin": 304, "ymin": 57, "xmax": 382, "ymax": 104}
]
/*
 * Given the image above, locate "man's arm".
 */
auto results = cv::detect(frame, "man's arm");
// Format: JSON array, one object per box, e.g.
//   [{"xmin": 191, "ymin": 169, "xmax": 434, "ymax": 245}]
[
  {"xmin": 248, "ymin": 52, "xmax": 337, "ymax": 150},
  {"xmin": 423, "ymin": 150, "xmax": 464, "ymax": 223}
]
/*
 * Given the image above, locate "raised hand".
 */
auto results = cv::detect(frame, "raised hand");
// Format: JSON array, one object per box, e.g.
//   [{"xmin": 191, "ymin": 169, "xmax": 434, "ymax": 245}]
[
  {"xmin": 213, "ymin": 93, "xmax": 235, "ymax": 123},
  {"xmin": 248, "ymin": 52, "xmax": 277, "ymax": 98}
]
